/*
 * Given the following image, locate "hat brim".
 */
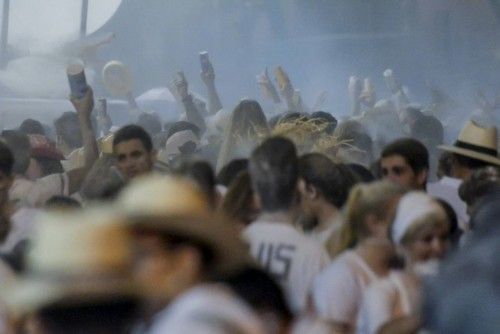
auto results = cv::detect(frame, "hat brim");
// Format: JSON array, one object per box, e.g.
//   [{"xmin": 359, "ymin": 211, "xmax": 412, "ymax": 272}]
[
  {"xmin": 128, "ymin": 213, "xmax": 252, "ymax": 273},
  {"xmin": 1, "ymin": 276, "xmax": 138, "ymax": 315},
  {"xmin": 438, "ymin": 145, "xmax": 500, "ymax": 166}
]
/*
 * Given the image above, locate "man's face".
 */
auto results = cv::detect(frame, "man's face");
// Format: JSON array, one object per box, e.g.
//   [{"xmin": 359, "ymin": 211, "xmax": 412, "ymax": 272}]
[
  {"xmin": 381, "ymin": 155, "xmax": 425, "ymax": 190},
  {"xmin": 114, "ymin": 139, "xmax": 155, "ymax": 181}
]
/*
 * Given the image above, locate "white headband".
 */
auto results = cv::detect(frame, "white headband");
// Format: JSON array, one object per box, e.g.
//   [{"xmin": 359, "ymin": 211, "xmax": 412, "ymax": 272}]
[{"xmin": 392, "ymin": 191, "xmax": 439, "ymax": 244}]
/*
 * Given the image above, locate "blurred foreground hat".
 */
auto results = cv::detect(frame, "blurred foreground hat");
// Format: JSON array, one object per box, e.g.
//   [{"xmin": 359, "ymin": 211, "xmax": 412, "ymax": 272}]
[
  {"xmin": 438, "ymin": 120, "xmax": 500, "ymax": 166},
  {"xmin": 0, "ymin": 209, "xmax": 137, "ymax": 315},
  {"xmin": 28, "ymin": 134, "xmax": 65, "ymax": 161},
  {"xmin": 117, "ymin": 175, "xmax": 209, "ymax": 217},
  {"xmin": 117, "ymin": 175, "xmax": 250, "ymax": 271}
]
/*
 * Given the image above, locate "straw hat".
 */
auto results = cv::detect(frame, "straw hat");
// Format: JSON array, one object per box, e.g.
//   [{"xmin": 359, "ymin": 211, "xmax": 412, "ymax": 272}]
[
  {"xmin": 116, "ymin": 175, "xmax": 250, "ymax": 272},
  {"xmin": 117, "ymin": 175, "xmax": 210, "ymax": 218},
  {"xmin": 438, "ymin": 120, "xmax": 500, "ymax": 166},
  {"xmin": 0, "ymin": 209, "xmax": 137, "ymax": 315}
]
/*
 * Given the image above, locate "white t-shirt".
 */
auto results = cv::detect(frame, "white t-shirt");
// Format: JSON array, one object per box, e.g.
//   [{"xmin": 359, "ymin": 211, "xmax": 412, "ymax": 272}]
[
  {"xmin": 357, "ymin": 271, "xmax": 420, "ymax": 334},
  {"xmin": 243, "ymin": 220, "xmax": 330, "ymax": 312},
  {"xmin": 312, "ymin": 250, "xmax": 379, "ymax": 328},
  {"xmin": 427, "ymin": 176, "xmax": 469, "ymax": 230},
  {"xmin": 9, "ymin": 174, "xmax": 69, "ymax": 208},
  {"xmin": 0, "ymin": 208, "xmax": 39, "ymax": 253},
  {"xmin": 149, "ymin": 284, "xmax": 265, "ymax": 334}
]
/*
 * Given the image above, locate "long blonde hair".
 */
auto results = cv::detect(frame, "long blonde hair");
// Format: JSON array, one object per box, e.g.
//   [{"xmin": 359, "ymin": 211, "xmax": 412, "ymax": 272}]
[{"xmin": 332, "ymin": 181, "xmax": 405, "ymax": 257}]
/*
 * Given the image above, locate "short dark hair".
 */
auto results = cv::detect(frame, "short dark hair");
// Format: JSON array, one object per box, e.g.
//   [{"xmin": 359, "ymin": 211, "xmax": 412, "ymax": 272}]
[
  {"xmin": 19, "ymin": 118, "xmax": 45, "ymax": 135},
  {"xmin": 347, "ymin": 163, "xmax": 375, "ymax": 183},
  {"xmin": 113, "ymin": 125, "xmax": 153, "ymax": 152},
  {"xmin": 217, "ymin": 159, "xmax": 249, "ymax": 187},
  {"xmin": 0, "ymin": 140, "xmax": 14, "ymax": 176},
  {"xmin": 410, "ymin": 115, "xmax": 444, "ymax": 146},
  {"xmin": 35, "ymin": 157, "xmax": 64, "ymax": 176},
  {"xmin": 1, "ymin": 130, "xmax": 31, "ymax": 174},
  {"xmin": 299, "ymin": 153, "xmax": 357, "ymax": 208},
  {"xmin": 172, "ymin": 160, "xmax": 217, "ymax": 208},
  {"xmin": 381, "ymin": 138, "xmax": 429, "ymax": 174},
  {"xmin": 54, "ymin": 112, "xmax": 83, "ymax": 149},
  {"xmin": 217, "ymin": 266, "xmax": 293, "ymax": 323},
  {"xmin": 249, "ymin": 137, "xmax": 298, "ymax": 212},
  {"xmin": 166, "ymin": 121, "xmax": 201, "ymax": 140}
]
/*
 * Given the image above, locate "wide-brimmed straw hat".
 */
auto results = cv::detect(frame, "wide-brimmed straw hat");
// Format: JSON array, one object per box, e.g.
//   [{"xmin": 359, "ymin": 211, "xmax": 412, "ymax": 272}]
[
  {"xmin": 116, "ymin": 175, "xmax": 251, "ymax": 272},
  {"xmin": 438, "ymin": 120, "xmax": 500, "ymax": 166},
  {"xmin": 0, "ymin": 209, "xmax": 138, "ymax": 315}
]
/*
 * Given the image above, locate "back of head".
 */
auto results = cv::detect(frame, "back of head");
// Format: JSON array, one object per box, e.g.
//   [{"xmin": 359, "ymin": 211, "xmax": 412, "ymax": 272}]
[
  {"xmin": 411, "ymin": 115, "xmax": 444, "ymax": 147},
  {"xmin": 347, "ymin": 163, "xmax": 375, "ymax": 183},
  {"xmin": 334, "ymin": 181, "xmax": 405, "ymax": 256},
  {"xmin": 113, "ymin": 124, "xmax": 153, "ymax": 153},
  {"xmin": 230, "ymin": 99, "xmax": 268, "ymax": 136},
  {"xmin": 166, "ymin": 121, "xmax": 201, "ymax": 140},
  {"xmin": 0, "ymin": 140, "xmax": 14, "ymax": 176},
  {"xmin": 136, "ymin": 112, "xmax": 162, "ymax": 138},
  {"xmin": 381, "ymin": 138, "xmax": 429, "ymax": 174},
  {"xmin": 310, "ymin": 111, "xmax": 338, "ymax": 135},
  {"xmin": 299, "ymin": 153, "xmax": 357, "ymax": 208},
  {"xmin": 217, "ymin": 159, "xmax": 249, "ymax": 187},
  {"xmin": 249, "ymin": 137, "xmax": 298, "ymax": 213},
  {"xmin": 172, "ymin": 160, "xmax": 217, "ymax": 208},
  {"xmin": 19, "ymin": 118, "xmax": 45, "ymax": 136},
  {"xmin": 1, "ymin": 130, "xmax": 31, "ymax": 175},
  {"xmin": 217, "ymin": 266, "xmax": 292, "ymax": 324},
  {"xmin": 54, "ymin": 112, "xmax": 82, "ymax": 149}
]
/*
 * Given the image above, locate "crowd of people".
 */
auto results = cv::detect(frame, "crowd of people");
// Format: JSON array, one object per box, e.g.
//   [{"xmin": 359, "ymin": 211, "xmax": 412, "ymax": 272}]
[{"xmin": 0, "ymin": 48, "xmax": 498, "ymax": 334}]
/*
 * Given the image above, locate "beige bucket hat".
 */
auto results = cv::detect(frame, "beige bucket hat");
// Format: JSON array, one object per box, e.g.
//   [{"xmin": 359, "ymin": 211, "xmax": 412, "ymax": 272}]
[
  {"xmin": 116, "ymin": 175, "xmax": 251, "ymax": 272},
  {"xmin": 0, "ymin": 209, "xmax": 138, "ymax": 315},
  {"xmin": 438, "ymin": 120, "xmax": 500, "ymax": 166}
]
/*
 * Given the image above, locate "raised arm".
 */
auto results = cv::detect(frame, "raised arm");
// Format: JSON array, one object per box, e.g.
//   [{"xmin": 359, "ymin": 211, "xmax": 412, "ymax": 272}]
[
  {"xmin": 174, "ymin": 72, "xmax": 207, "ymax": 134},
  {"xmin": 201, "ymin": 59, "xmax": 223, "ymax": 115},
  {"xmin": 67, "ymin": 87, "xmax": 99, "ymax": 194},
  {"xmin": 348, "ymin": 76, "xmax": 363, "ymax": 116},
  {"xmin": 383, "ymin": 69, "xmax": 409, "ymax": 111}
]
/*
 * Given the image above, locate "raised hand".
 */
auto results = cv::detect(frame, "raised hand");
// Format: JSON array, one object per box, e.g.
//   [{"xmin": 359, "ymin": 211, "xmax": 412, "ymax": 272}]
[
  {"xmin": 257, "ymin": 67, "xmax": 281, "ymax": 103},
  {"xmin": 70, "ymin": 86, "xmax": 94, "ymax": 119}
]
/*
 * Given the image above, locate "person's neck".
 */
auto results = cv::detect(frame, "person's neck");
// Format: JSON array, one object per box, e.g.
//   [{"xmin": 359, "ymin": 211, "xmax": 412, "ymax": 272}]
[
  {"xmin": 259, "ymin": 210, "xmax": 295, "ymax": 224},
  {"xmin": 316, "ymin": 203, "xmax": 338, "ymax": 228},
  {"xmin": 355, "ymin": 238, "xmax": 393, "ymax": 277}
]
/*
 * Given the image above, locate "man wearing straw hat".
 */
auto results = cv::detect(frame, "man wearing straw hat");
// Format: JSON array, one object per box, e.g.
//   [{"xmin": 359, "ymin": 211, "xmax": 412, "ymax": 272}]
[
  {"xmin": 117, "ymin": 175, "xmax": 265, "ymax": 334},
  {"xmin": 0, "ymin": 209, "xmax": 141, "ymax": 333},
  {"xmin": 428, "ymin": 120, "xmax": 500, "ymax": 232}
]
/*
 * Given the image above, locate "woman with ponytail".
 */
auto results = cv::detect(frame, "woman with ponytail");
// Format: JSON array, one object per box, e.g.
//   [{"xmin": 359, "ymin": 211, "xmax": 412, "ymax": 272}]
[{"xmin": 312, "ymin": 181, "xmax": 405, "ymax": 333}]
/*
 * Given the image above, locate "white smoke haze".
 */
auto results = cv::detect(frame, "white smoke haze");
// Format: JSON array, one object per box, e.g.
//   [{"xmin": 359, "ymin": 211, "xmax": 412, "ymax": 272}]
[
  {"xmin": 0, "ymin": 1, "xmax": 499, "ymax": 135},
  {"xmin": 0, "ymin": 0, "xmax": 120, "ymax": 99}
]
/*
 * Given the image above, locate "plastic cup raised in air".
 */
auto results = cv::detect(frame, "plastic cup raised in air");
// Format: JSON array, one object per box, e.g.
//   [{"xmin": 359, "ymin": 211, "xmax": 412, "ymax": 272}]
[{"xmin": 67, "ymin": 63, "xmax": 88, "ymax": 99}]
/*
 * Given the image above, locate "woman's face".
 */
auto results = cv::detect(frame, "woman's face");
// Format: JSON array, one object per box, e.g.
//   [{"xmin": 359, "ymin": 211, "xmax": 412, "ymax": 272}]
[{"xmin": 406, "ymin": 223, "xmax": 450, "ymax": 263}]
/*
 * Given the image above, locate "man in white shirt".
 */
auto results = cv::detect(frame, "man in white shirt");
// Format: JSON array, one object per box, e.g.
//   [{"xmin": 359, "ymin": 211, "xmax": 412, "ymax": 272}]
[
  {"xmin": 244, "ymin": 137, "xmax": 330, "ymax": 312},
  {"xmin": 430, "ymin": 120, "xmax": 500, "ymax": 231},
  {"xmin": 2, "ymin": 88, "xmax": 98, "ymax": 208}
]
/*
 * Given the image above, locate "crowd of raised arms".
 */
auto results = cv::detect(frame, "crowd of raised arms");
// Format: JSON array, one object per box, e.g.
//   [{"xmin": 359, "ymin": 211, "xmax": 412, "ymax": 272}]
[{"xmin": 0, "ymin": 48, "xmax": 498, "ymax": 334}]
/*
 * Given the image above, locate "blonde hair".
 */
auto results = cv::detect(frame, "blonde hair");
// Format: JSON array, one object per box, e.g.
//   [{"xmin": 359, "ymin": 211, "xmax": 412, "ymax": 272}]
[{"xmin": 332, "ymin": 181, "xmax": 405, "ymax": 257}]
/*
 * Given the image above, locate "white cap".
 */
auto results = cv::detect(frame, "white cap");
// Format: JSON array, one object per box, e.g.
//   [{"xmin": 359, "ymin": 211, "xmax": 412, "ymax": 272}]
[{"xmin": 391, "ymin": 192, "xmax": 440, "ymax": 244}]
